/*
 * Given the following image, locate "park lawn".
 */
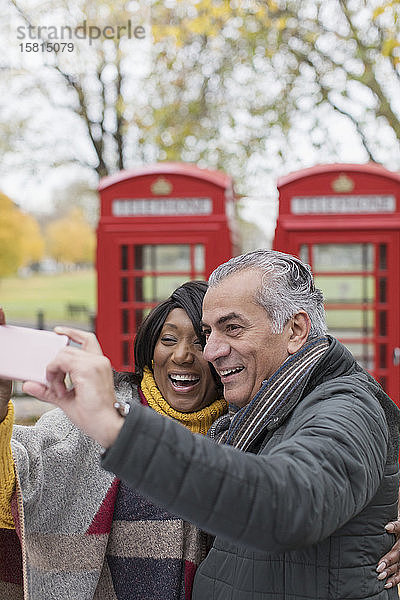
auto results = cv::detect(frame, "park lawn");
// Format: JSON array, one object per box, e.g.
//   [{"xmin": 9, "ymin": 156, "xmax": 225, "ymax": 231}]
[{"xmin": 0, "ymin": 268, "xmax": 96, "ymax": 324}]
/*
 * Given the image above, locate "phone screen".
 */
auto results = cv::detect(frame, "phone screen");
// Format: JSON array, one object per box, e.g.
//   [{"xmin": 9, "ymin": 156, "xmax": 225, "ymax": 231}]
[{"xmin": 0, "ymin": 325, "xmax": 69, "ymax": 384}]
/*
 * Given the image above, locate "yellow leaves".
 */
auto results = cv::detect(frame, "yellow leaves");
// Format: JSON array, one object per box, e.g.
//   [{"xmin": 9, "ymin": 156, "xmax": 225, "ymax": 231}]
[
  {"xmin": 373, "ymin": 1, "xmax": 400, "ymax": 21},
  {"xmin": 373, "ymin": 5, "xmax": 386, "ymax": 19},
  {"xmin": 371, "ymin": 2, "xmax": 400, "ymax": 61},
  {"xmin": 152, "ymin": 24, "xmax": 181, "ymax": 45},
  {"xmin": 19, "ymin": 214, "xmax": 45, "ymax": 267},
  {"xmin": 151, "ymin": 0, "xmax": 243, "ymax": 43},
  {"xmin": 0, "ymin": 193, "xmax": 44, "ymax": 277},
  {"xmin": 0, "ymin": 193, "xmax": 15, "ymax": 212},
  {"xmin": 151, "ymin": 0, "xmax": 283, "ymax": 49},
  {"xmin": 275, "ymin": 16, "xmax": 288, "ymax": 31},
  {"xmin": 268, "ymin": 0, "xmax": 279, "ymax": 12},
  {"xmin": 45, "ymin": 207, "xmax": 95, "ymax": 265},
  {"xmin": 382, "ymin": 37, "xmax": 400, "ymax": 57},
  {"xmin": 0, "ymin": 213, "xmax": 24, "ymax": 278}
]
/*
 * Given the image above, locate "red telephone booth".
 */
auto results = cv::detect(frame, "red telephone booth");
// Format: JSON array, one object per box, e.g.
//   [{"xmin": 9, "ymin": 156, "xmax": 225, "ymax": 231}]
[
  {"xmin": 274, "ymin": 163, "xmax": 400, "ymax": 403},
  {"xmin": 97, "ymin": 162, "xmax": 237, "ymax": 371}
]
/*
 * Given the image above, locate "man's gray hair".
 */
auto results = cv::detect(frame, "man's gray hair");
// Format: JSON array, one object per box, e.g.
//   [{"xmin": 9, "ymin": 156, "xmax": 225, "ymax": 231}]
[{"xmin": 208, "ymin": 249, "xmax": 327, "ymax": 338}]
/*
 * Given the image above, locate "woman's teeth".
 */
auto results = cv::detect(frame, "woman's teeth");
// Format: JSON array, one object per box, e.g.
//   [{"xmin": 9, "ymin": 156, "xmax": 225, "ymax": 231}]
[{"xmin": 169, "ymin": 374, "xmax": 200, "ymax": 387}]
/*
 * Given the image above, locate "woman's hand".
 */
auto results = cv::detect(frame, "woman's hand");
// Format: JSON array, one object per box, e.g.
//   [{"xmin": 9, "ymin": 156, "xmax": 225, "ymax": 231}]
[
  {"xmin": 23, "ymin": 327, "xmax": 124, "ymax": 448},
  {"xmin": 0, "ymin": 309, "xmax": 13, "ymax": 422},
  {"xmin": 376, "ymin": 519, "xmax": 400, "ymax": 588}
]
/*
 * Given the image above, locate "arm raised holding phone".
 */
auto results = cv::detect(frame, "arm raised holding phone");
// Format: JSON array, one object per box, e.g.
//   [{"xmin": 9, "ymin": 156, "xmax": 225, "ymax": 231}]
[{"xmin": 23, "ymin": 326, "xmax": 125, "ymax": 449}]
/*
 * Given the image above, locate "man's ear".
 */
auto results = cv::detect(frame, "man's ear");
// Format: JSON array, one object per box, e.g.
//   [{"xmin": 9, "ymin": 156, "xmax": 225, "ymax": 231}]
[{"xmin": 287, "ymin": 311, "xmax": 311, "ymax": 355}]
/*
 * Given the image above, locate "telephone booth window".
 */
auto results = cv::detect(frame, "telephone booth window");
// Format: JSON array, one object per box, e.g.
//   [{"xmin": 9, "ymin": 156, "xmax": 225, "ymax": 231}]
[
  {"xmin": 300, "ymin": 242, "xmax": 388, "ymax": 379},
  {"xmin": 118, "ymin": 242, "xmax": 206, "ymax": 369}
]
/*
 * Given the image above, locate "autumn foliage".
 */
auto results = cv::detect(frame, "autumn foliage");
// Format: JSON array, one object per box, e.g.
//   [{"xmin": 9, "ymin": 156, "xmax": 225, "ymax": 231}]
[
  {"xmin": 45, "ymin": 207, "xmax": 95, "ymax": 266},
  {"xmin": 0, "ymin": 194, "xmax": 95, "ymax": 276},
  {"xmin": 0, "ymin": 192, "xmax": 44, "ymax": 277}
]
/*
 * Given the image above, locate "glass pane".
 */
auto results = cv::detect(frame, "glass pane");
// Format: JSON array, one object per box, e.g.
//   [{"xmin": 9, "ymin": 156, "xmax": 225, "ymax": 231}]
[
  {"xmin": 341, "ymin": 342, "xmax": 374, "ymax": 371},
  {"xmin": 121, "ymin": 278, "xmax": 129, "ymax": 302},
  {"xmin": 134, "ymin": 246, "xmax": 144, "ymax": 269},
  {"xmin": 379, "ymin": 311, "xmax": 387, "ymax": 336},
  {"xmin": 120, "ymin": 245, "xmax": 129, "ymax": 270},
  {"xmin": 141, "ymin": 275, "xmax": 189, "ymax": 302},
  {"xmin": 142, "ymin": 246, "xmax": 153, "ymax": 271},
  {"xmin": 122, "ymin": 309, "xmax": 130, "ymax": 334},
  {"xmin": 312, "ymin": 244, "xmax": 374, "ymax": 272},
  {"xmin": 194, "ymin": 244, "xmax": 205, "ymax": 273},
  {"xmin": 379, "ymin": 344, "xmax": 387, "ymax": 369},
  {"xmin": 139, "ymin": 245, "xmax": 191, "ymax": 272},
  {"xmin": 379, "ymin": 244, "xmax": 387, "ymax": 270},
  {"xmin": 122, "ymin": 340, "xmax": 130, "ymax": 367},
  {"xmin": 325, "ymin": 309, "xmax": 374, "ymax": 338},
  {"xmin": 379, "ymin": 278, "xmax": 387, "ymax": 303},
  {"xmin": 135, "ymin": 277, "xmax": 144, "ymax": 302},
  {"xmin": 315, "ymin": 276, "xmax": 374, "ymax": 304},
  {"xmin": 299, "ymin": 245, "xmax": 309, "ymax": 264},
  {"xmin": 155, "ymin": 245, "xmax": 191, "ymax": 271}
]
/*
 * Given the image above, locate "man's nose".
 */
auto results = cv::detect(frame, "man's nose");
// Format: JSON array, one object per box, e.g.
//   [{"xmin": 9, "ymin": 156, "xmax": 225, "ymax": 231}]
[{"xmin": 203, "ymin": 332, "xmax": 230, "ymax": 363}]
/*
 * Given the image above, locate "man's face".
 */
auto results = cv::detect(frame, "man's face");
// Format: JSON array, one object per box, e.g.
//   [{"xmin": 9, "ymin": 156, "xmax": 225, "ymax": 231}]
[{"xmin": 202, "ymin": 269, "xmax": 293, "ymax": 407}]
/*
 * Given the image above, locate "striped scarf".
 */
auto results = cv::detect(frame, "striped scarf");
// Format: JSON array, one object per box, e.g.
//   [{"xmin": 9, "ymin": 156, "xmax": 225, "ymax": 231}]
[{"xmin": 210, "ymin": 337, "xmax": 329, "ymax": 451}]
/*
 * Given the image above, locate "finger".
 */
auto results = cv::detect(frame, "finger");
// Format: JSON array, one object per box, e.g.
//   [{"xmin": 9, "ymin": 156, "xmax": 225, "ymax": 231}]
[
  {"xmin": 45, "ymin": 356, "xmax": 71, "ymax": 398},
  {"xmin": 45, "ymin": 345, "xmax": 100, "ymax": 393},
  {"xmin": 385, "ymin": 521, "xmax": 400, "ymax": 534},
  {"xmin": 380, "ymin": 560, "xmax": 400, "ymax": 578},
  {"xmin": 23, "ymin": 381, "xmax": 52, "ymax": 402},
  {"xmin": 54, "ymin": 327, "xmax": 102, "ymax": 354},
  {"xmin": 23, "ymin": 380, "xmax": 75, "ymax": 406},
  {"xmin": 385, "ymin": 571, "xmax": 400, "ymax": 588},
  {"xmin": 377, "ymin": 546, "xmax": 400, "ymax": 572}
]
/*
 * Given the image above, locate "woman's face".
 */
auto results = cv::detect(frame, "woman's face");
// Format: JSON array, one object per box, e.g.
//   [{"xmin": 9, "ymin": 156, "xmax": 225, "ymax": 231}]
[{"xmin": 153, "ymin": 308, "xmax": 218, "ymax": 413}]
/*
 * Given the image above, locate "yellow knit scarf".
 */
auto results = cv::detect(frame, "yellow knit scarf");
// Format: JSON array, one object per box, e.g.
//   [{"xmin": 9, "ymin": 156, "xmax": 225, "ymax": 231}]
[{"xmin": 141, "ymin": 366, "xmax": 227, "ymax": 435}]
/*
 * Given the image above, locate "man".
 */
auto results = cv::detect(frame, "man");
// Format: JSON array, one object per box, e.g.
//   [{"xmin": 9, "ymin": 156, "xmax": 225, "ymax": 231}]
[{"xmin": 25, "ymin": 249, "xmax": 400, "ymax": 599}]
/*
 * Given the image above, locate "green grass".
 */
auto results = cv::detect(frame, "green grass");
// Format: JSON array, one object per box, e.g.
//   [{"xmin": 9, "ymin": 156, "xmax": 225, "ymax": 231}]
[{"xmin": 0, "ymin": 268, "xmax": 96, "ymax": 324}]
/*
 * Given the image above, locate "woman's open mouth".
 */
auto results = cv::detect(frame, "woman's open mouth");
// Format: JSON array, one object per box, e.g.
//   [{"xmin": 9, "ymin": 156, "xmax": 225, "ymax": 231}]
[{"xmin": 168, "ymin": 373, "xmax": 200, "ymax": 391}]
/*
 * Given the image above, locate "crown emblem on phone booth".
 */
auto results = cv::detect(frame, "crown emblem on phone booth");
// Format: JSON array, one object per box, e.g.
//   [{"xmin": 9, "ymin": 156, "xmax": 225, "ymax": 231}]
[
  {"xmin": 151, "ymin": 177, "xmax": 173, "ymax": 195},
  {"xmin": 331, "ymin": 174, "xmax": 355, "ymax": 193}
]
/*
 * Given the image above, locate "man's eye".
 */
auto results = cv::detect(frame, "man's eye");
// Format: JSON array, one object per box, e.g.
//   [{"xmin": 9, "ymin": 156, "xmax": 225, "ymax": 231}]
[
  {"xmin": 194, "ymin": 339, "xmax": 204, "ymax": 348},
  {"xmin": 226, "ymin": 324, "xmax": 241, "ymax": 334}
]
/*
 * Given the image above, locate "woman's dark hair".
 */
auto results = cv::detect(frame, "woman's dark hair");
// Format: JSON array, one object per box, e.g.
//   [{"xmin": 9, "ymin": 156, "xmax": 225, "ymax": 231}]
[{"xmin": 126, "ymin": 280, "xmax": 222, "ymax": 390}]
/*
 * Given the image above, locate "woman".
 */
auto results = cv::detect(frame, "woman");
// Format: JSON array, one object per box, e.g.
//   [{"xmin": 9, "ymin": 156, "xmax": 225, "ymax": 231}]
[{"xmin": 0, "ymin": 281, "xmax": 227, "ymax": 600}]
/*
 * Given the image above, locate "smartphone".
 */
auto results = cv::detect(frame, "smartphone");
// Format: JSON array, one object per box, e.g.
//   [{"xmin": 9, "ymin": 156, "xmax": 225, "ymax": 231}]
[{"xmin": 0, "ymin": 325, "xmax": 69, "ymax": 384}]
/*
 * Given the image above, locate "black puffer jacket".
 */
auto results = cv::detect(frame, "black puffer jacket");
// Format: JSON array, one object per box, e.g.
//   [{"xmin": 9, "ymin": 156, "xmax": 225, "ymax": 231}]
[{"xmin": 103, "ymin": 338, "xmax": 400, "ymax": 599}]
